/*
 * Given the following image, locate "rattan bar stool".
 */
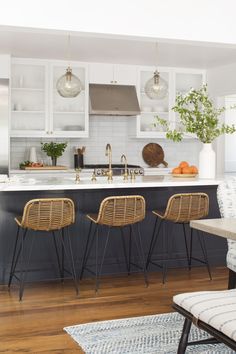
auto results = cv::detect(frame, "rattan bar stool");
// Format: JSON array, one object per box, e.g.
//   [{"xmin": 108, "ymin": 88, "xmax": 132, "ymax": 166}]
[
  {"xmin": 146, "ymin": 193, "xmax": 212, "ymax": 283},
  {"xmin": 8, "ymin": 198, "xmax": 79, "ymax": 300},
  {"xmin": 80, "ymin": 195, "xmax": 148, "ymax": 292}
]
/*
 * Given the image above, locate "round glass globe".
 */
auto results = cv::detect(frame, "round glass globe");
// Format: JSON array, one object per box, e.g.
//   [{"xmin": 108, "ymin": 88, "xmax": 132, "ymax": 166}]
[
  {"xmin": 56, "ymin": 67, "xmax": 82, "ymax": 98},
  {"xmin": 145, "ymin": 71, "xmax": 168, "ymax": 100}
]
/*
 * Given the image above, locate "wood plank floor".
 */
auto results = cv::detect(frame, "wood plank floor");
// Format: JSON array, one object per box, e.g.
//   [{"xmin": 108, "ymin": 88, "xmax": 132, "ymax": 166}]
[{"xmin": 0, "ymin": 267, "xmax": 229, "ymax": 353}]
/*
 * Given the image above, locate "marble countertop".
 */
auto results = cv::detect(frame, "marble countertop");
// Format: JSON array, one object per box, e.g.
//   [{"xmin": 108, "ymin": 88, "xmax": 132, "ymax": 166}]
[{"xmin": 0, "ymin": 174, "xmax": 223, "ymax": 192}]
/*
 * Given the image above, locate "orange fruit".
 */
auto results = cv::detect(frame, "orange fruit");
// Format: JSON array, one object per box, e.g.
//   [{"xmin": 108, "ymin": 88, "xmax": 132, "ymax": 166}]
[
  {"xmin": 179, "ymin": 161, "xmax": 189, "ymax": 169},
  {"xmin": 190, "ymin": 165, "xmax": 198, "ymax": 174},
  {"xmin": 172, "ymin": 167, "xmax": 182, "ymax": 174},
  {"xmin": 182, "ymin": 166, "xmax": 193, "ymax": 174}
]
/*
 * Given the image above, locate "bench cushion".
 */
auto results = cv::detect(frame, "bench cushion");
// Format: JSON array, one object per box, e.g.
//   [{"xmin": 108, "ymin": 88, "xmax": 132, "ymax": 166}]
[{"xmin": 173, "ymin": 289, "xmax": 236, "ymax": 341}]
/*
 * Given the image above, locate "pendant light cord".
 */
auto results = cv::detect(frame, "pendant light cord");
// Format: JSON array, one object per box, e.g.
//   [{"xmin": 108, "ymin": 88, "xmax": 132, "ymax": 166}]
[
  {"xmin": 155, "ymin": 42, "xmax": 158, "ymax": 72},
  {"xmin": 67, "ymin": 33, "xmax": 71, "ymax": 68}
]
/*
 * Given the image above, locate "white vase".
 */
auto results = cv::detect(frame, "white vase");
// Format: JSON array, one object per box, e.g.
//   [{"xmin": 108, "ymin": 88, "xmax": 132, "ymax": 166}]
[
  {"xmin": 199, "ymin": 143, "xmax": 216, "ymax": 179},
  {"xmin": 29, "ymin": 147, "xmax": 37, "ymax": 163}
]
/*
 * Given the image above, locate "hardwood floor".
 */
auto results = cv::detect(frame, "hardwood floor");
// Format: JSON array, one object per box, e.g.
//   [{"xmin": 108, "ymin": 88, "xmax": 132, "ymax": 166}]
[{"xmin": 0, "ymin": 267, "xmax": 229, "ymax": 353}]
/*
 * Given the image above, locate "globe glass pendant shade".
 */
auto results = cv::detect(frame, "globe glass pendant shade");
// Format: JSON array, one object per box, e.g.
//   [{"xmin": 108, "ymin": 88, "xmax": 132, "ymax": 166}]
[
  {"xmin": 145, "ymin": 70, "xmax": 168, "ymax": 99},
  {"xmin": 56, "ymin": 67, "xmax": 82, "ymax": 98}
]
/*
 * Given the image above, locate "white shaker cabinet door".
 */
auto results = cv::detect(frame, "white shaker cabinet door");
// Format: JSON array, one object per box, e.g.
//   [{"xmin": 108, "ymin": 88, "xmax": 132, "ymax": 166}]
[{"xmin": 89, "ymin": 63, "xmax": 138, "ymax": 85}]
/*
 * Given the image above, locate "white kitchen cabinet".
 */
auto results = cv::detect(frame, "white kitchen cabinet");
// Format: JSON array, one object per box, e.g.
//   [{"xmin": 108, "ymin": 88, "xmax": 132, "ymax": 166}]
[
  {"xmin": 135, "ymin": 66, "xmax": 206, "ymax": 138},
  {"xmin": 89, "ymin": 63, "xmax": 138, "ymax": 85},
  {"xmin": 10, "ymin": 58, "xmax": 89, "ymax": 138},
  {"xmin": 0, "ymin": 55, "xmax": 10, "ymax": 78},
  {"xmin": 49, "ymin": 62, "xmax": 89, "ymax": 138},
  {"xmin": 11, "ymin": 58, "xmax": 48, "ymax": 137},
  {"xmin": 135, "ymin": 66, "xmax": 172, "ymax": 138},
  {"xmin": 174, "ymin": 68, "xmax": 206, "ymax": 137}
]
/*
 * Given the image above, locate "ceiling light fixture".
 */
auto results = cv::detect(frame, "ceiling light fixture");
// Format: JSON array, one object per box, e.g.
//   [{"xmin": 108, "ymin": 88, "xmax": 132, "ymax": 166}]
[
  {"xmin": 56, "ymin": 34, "xmax": 82, "ymax": 98},
  {"xmin": 144, "ymin": 42, "xmax": 168, "ymax": 100}
]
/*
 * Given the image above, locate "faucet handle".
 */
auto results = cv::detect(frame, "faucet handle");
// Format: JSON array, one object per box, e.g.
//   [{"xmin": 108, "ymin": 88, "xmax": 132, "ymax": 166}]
[
  {"xmin": 130, "ymin": 170, "xmax": 136, "ymax": 181},
  {"xmin": 91, "ymin": 169, "xmax": 97, "ymax": 182}
]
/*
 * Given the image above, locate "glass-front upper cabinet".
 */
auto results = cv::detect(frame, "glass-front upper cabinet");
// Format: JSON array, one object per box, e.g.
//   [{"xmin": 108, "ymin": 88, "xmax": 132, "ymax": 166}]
[
  {"xmin": 10, "ymin": 59, "xmax": 89, "ymax": 138},
  {"xmin": 50, "ymin": 62, "xmax": 89, "ymax": 137},
  {"xmin": 174, "ymin": 69, "xmax": 205, "ymax": 134},
  {"xmin": 11, "ymin": 59, "xmax": 48, "ymax": 137},
  {"xmin": 136, "ymin": 66, "xmax": 171, "ymax": 138}
]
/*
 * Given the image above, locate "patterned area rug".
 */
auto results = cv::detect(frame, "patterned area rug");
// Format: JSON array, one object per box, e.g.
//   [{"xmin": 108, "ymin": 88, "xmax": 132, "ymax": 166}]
[{"xmin": 64, "ymin": 312, "xmax": 234, "ymax": 354}]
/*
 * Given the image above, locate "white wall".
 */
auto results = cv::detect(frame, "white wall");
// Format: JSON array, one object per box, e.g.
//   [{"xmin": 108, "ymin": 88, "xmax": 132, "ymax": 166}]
[
  {"xmin": 10, "ymin": 116, "xmax": 201, "ymax": 169},
  {"xmin": 2, "ymin": 0, "xmax": 236, "ymax": 45},
  {"xmin": 208, "ymin": 62, "xmax": 236, "ymax": 97}
]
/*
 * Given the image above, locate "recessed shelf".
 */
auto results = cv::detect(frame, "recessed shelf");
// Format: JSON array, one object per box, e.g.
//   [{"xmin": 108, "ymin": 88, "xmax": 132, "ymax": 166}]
[
  {"xmin": 11, "ymin": 87, "xmax": 44, "ymax": 92},
  {"xmin": 11, "ymin": 110, "xmax": 45, "ymax": 114},
  {"xmin": 140, "ymin": 111, "xmax": 169, "ymax": 114},
  {"xmin": 53, "ymin": 111, "xmax": 85, "ymax": 114}
]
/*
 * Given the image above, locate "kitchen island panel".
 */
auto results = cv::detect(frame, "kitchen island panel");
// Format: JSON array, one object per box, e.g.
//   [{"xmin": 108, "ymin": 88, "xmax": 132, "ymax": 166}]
[{"xmin": 0, "ymin": 184, "xmax": 226, "ymax": 284}]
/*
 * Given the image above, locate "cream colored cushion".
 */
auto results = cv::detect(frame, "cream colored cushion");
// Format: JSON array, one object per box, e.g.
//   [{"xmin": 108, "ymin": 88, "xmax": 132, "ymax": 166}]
[{"xmin": 174, "ymin": 289, "xmax": 236, "ymax": 341}]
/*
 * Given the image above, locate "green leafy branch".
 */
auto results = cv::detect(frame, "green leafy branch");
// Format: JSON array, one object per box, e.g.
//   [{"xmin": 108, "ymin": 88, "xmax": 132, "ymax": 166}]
[{"xmin": 156, "ymin": 84, "xmax": 236, "ymax": 143}]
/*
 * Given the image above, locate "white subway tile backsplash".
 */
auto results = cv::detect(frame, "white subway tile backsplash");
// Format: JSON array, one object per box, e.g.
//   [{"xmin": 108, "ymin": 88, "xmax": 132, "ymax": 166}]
[{"xmin": 10, "ymin": 116, "xmax": 202, "ymax": 169}]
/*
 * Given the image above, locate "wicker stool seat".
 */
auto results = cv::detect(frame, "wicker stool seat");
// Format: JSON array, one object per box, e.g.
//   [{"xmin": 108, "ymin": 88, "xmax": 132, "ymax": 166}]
[
  {"xmin": 80, "ymin": 195, "xmax": 148, "ymax": 292},
  {"xmin": 146, "ymin": 193, "xmax": 212, "ymax": 282},
  {"xmin": 8, "ymin": 198, "xmax": 79, "ymax": 300}
]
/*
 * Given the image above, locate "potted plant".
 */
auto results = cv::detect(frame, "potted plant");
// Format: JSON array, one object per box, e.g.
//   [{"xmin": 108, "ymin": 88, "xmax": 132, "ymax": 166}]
[
  {"xmin": 156, "ymin": 84, "xmax": 236, "ymax": 178},
  {"xmin": 41, "ymin": 141, "xmax": 68, "ymax": 166}
]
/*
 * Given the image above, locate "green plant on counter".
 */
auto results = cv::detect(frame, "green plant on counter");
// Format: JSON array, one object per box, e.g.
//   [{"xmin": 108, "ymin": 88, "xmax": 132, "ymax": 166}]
[
  {"xmin": 41, "ymin": 142, "xmax": 67, "ymax": 159},
  {"xmin": 155, "ymin": 84, "xmax": 236, "ymax": 143}
]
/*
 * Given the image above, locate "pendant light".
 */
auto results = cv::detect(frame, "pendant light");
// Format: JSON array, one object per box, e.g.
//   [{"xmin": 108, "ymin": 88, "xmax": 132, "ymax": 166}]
[
  {"xmin": 56, "ymin": 34, "xmax": 82, "ymax": 98},
  {"xmin": 144, "ymin": 42, "xmax": 168, "ymax": 100}
]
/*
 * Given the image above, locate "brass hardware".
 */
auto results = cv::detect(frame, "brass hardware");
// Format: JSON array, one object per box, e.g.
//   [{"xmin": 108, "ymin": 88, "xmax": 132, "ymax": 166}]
[
  {"xmin": 91, "ymin": 170, "xmax": 97, "ymax": 182},
  {"xmin": 105, "ymin": 143, "xmax": 113, "ymax": 181},
  {"xmin": 130, "ymin": 170, "xmax": 136, "ymax": 181},
  {"xmin": 121, "ymin": 154, "xmax": 128, "ymax": 181},
  {"xmin": 75, "ymin": 168, "xmax": 81, "ymax": 183}
]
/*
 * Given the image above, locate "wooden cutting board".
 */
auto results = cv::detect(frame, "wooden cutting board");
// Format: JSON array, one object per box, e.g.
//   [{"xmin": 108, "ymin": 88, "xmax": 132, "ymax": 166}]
[
  {"xmin": 22, "ymin": 166, "xmax": 68, "ymax": 170},
  {"xmin": 142, "ymin": 143, "xmax": 168, "ymax": 167}
]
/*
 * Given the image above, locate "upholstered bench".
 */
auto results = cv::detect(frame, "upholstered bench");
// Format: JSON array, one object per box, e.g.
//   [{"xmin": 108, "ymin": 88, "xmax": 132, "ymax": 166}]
[{"xmin": 173, "ymin": 289, "xmax": 236, "ymax": 353}]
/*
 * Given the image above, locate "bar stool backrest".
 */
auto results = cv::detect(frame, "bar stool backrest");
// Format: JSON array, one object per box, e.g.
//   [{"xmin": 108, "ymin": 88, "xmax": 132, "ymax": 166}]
[
  {"xmin": 164, "ymin": 193, "xmax": 209, "ymax": 223},
  {"xmin": 96, "ymin": 195, "xmax": 145, "ymax": 227},
  {"xmin": 20, "ymin": 198, "xmax": 75, "ymax": 231}
]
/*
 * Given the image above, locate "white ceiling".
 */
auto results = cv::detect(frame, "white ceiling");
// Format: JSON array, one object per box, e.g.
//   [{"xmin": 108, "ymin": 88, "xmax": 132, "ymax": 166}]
[{"xmin": 1, "ymin": 26, "xmax": 236, "ymax": 69}]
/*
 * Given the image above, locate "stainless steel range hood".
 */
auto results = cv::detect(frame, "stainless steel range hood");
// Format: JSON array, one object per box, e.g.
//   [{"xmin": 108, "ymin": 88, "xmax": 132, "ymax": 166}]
[{"xmin": 89, "ymin": 84, "xmax": 140, "ymax": 116}]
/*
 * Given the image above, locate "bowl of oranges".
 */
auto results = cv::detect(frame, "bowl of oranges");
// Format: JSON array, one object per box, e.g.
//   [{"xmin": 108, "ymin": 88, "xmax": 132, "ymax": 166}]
[{"xmin": 172, "ymin": 161, "xmax": 198, "ymax": 177}]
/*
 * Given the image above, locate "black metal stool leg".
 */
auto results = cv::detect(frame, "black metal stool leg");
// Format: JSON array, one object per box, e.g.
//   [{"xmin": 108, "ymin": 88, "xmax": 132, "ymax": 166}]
[
  {"xmin": 128, "ymin": 225, "xmax": 132, "ymax": 274},
  {"xmin": 228, "ymin": 269, "xmax": 236, "ymax": 289},
  {"xmin": 65, "ymin": 227, "xmax": 79, "ymax": 295},
  {"xmin": 120, "ymin": 227, "xmax": 129, "ymax": 275},
  {"xmin": 146, "ymin": 218, "xmax": 163, "ymax": 269},
  {"xmin": 52, "ymin": 231, "xmax": 63, "ymax": 280},
  {"xmin": 80, "ymin": 221, "xmax": 92, "ymax": 280},
  {"xmin": 182, "ymin": 224, "xmax": 190, "ymax": 270},
  {"xmin": 80, "ymin": 222, "xmax": 97, "ymax": 280},
  {"xmin": 8, "ymin": 226, "xmax": 20, "ymax": 288},
  {"xmin": 189, "ymin": 227, "xmax": 193, "ymax": 270},
  {"xmin": 177, "ymin": 317, "xmax": 192, "ymax": 354},
  {"xmin": 19, "ymin": 229, "xmax": 34, "ymax": 301},
  {"xmin": 197, "ymin": 230, "xmax": 212, "ymax": 280},
  {"xmin": 135, "ymin": 223, "xmax": 149, "ymax": 287},
  {"xmin": 61, "ymin": 228, "xmax": 65, "ymax": 281},
  {"xmin": 60, "ymin": 228, "xmax": 79, "ymax": 295},
  {"xmin": 95, "ymin": 226, "xmax": 110, "ymax": 293},
  {"xmin": 162, "ymin": 221, "xmax": 169, "ymax": 284}
]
